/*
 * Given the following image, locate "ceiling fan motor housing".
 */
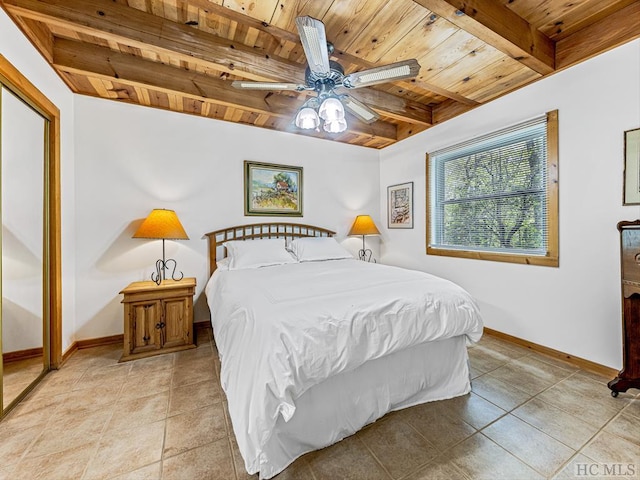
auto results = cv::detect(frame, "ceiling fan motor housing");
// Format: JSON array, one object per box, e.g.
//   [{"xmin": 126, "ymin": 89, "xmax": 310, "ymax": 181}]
[{"xmin": 305, "ymin": 60, "xmax": 345, "ymax": 94}]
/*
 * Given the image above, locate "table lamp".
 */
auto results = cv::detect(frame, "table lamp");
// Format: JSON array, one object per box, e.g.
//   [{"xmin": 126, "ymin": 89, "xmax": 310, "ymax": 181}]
[
  {"xmin": 133, "ymin": 208, "xmax": 189, "ymax": 285},
  {"xmin": 348, "ymin": 214, "xmax": 380, "ymax": 262}
]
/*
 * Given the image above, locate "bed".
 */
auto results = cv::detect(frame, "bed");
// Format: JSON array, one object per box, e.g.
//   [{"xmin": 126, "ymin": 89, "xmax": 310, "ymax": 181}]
[{"xmin": 204, "ymin": 223, "xmax": 484, "ymax": 479}]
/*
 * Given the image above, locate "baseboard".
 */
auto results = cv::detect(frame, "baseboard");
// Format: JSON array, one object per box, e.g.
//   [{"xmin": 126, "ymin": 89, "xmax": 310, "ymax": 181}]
[
  {"xmin": 3, "ymin": 347, "xmax": 44, "ymax": 363},
  {"xmin": 58, "ymin": 326, "xmax": 615, "ymax": 380},
  {"xmin": 77, "ymin": 334, "xmax": 123, "ymax": 350},
  {"xmin": 61, "ymin": 343, "xmax": 77, "ymax": 365},
  {"xmin": 61, "ymin": 334, "xmax": 123, "ymax": 366},
  {"xmin": 59, "ymin": 327, "xmax": 213, "ymax": 365},
  {"xmin": 484, "ymin": 327, "xmax": 618, "ymax": 378},
  {"xmin": 194, "ymin": 321, "xmax": 211, "ymax": 334}
]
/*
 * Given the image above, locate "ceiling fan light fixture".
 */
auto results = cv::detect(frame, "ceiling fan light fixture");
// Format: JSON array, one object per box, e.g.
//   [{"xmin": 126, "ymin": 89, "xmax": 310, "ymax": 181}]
[
  {"xmin": 323, "ymin": 118, "xmax": 347, "ymax": 134},
  {"xmin": 318, "ymin": 97, "xmax": 345, "ymax": 121},
  {"xmin": 233, "ymin": 17, "xmax": 420, "ymax": 136},
  {"xmin": 295, "ymin": 107, "xmax": 320, "ymax": 130}
]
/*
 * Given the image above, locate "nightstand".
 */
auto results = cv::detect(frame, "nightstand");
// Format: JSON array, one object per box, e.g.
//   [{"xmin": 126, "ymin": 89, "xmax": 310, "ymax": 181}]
[{"xmin": 119, "ymin": 277, "xmax": 196, "ymax": 362}]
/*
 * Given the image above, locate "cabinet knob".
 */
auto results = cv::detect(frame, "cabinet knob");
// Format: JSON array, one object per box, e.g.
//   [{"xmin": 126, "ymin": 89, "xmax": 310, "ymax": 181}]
[{"xmin": 143, "ymin": 335, "xmax": 150, "ymax": 342}]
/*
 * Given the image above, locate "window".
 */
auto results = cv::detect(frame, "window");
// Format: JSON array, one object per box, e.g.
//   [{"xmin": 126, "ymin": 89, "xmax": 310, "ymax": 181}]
[{"xmin": 427, "ymin": 111, "xmax": 558, "ymax": 267}]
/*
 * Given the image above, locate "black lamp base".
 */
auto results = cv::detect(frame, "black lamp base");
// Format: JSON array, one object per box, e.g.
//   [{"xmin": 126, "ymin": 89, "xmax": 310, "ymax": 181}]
[
  {"xmin": 358, "ymin": 235, "xmax": 376, "ymax": 262},
  {"xmin": 150, "ymin": 239, "xmax": 184, "ymax": 285},
  {"xmin": 151, "ymin": 258, "xmax": 184, "ymax": 285},
  {"xmin": 357, "ymin": 248, "xmax": 376, "ymax": 263}
]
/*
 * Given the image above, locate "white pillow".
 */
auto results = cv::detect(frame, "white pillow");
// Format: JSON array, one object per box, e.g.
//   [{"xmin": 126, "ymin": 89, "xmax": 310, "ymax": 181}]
[
  {"xmin": 290, "ymin": 237, "xmax": 353, "ymax": 262},
  {"xmin": 223, "ymin": 238, "xmax": 296, "ymax": 270},
  {"xmin": 216, "ymin": 257, "xmax": 231, "ymax": 271}
]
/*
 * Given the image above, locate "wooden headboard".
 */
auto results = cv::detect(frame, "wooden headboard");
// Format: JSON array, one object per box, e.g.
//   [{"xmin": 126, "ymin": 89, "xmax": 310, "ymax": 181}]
[{"xmin": 204, "ymin": 223, "xmax": 336, "ymax": 275}]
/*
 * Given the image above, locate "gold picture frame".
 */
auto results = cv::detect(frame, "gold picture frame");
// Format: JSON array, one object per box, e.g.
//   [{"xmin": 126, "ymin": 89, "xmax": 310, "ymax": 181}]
[
  {"xmin": 244, "ymin": 161, "xmax": 303, "ymax": 216},
  {"xmin": 623, "ymin": 128, "xmax": 640, "ymax": 205}
]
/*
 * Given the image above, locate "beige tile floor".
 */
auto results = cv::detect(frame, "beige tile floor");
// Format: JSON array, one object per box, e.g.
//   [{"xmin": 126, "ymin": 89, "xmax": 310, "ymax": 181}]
[
  {"xmin": 2, "ymin": 356, "xmax": 45, "ymax": 409},
  {"xmin": 0, "ymin": 329, "xmax": 639, "ymax": 480}
]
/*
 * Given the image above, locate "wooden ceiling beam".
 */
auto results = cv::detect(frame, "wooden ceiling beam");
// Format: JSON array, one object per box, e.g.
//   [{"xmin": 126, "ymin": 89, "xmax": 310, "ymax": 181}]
[
  {"xmin": 397, "ymin": 123, "xmax": 429, "ymax": 141},
  {"xmin": 348, "ymin": 89, "xmax": 432, "ymax": 126},
  {"xmin": 411, "ymin": 0, "xmax": 555, "ymax": 75},
  {"xmin": 8, "ymin": 14, "xmax": 54, "ymax": 62},
  {"xmin": 52, "ymin": 39, "xmax": 292, "ymax": 116},
  {"xmin": 51, "ymin": 38, "xmax": 398, "ymax": 142},
  {"xmin": 3, "ymin": 0, "xmax": 306, "ymax": 83},
  {"xmin": 555, "ymin": 1, "xmax": 640, "ymax": 70},
  {"xmin": 432, "ymin": 98, "xmax": 477, "ymax": 124}
]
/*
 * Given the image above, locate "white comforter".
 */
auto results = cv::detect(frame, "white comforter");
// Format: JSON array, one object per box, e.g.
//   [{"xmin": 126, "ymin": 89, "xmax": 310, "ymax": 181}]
[{"xmin": 205, "ymin": 259, "xmax": 483, "ymax": 475}]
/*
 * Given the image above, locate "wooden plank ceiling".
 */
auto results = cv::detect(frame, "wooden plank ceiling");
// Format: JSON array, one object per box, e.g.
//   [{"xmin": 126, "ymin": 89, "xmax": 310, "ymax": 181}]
[{"xmin": 2, "ymin": 0, "xmax": 638, "ymax": 149}]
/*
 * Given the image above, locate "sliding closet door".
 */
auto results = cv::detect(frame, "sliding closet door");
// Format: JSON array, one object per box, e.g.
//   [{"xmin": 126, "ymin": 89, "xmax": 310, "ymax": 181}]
[{"xmin": 0, "ymin": 84, "xmax": 49, "ymax": 411}]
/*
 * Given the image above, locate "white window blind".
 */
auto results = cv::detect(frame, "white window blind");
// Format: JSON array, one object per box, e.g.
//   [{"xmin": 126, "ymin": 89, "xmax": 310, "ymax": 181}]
[{"xmin": 429, "ymin": 115, "xmax": 549, "ymax": 255}]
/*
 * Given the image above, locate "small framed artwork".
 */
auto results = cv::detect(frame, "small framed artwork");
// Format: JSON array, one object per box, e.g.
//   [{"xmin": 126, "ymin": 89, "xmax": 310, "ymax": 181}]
[
  {"xmin": 624, "ymin": 128, "xmax": 640, "ymax": 205},
  {"xmin": 244, "ymin": 161, "xmax": 303, "ymax": 216},
  {"xmin": 388, "ymin": 181, "xmax": 413, "ymax": 229}
]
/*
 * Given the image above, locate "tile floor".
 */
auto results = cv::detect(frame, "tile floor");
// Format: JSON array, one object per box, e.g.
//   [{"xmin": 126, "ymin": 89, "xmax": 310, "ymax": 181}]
[
  {"xmin": 0, "ymin": 329, "xmax": 639, "ymax": 480},
  {"xmin": 2, "ymin": 356, "xmax": 45, "ymax": 409}
]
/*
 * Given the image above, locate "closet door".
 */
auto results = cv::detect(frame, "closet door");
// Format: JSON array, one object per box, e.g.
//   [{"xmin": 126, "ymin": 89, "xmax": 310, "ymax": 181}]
[{"xmin": 0, "ymin": 85, "xmax": 49, "ymax": 412}]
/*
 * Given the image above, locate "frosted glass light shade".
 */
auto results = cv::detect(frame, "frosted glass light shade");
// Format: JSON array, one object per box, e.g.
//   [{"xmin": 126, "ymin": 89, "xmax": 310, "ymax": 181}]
[
  {"xmin": 295, "ymin": 107, "xmax": 320, "ymax": 129},
  {"xmin": 318, "ymin": 97, "xmax": 345, "ymax": 121},
  {"xmin": 323, "ymin": 118, "xmax": 347, "ymax": 133},
  {"xmin": 133, "ymin": 209, "xmax": 189, "ymax": 240}
]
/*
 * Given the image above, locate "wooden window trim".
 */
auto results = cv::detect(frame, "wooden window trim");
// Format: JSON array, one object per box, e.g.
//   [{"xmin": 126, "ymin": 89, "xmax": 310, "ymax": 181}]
[{"xmin": 426, "ymin": 110, "xmax": 559, "ymax": 267}]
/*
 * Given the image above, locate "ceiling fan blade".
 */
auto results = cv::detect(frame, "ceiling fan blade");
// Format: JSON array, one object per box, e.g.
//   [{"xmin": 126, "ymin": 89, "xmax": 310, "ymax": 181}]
[
  {"xmin": 295, "ymin": 16, "xmax": 331, "ymax": 77},
  {"xmin": 341, "ymin": 95, "xmax": 379, "ymax": 124},
  {"xmin": 343, "ymin": 59, "xmax": 421, "ymax": 89},
  {"xmin": 231, "ymin": 81, "xmax": 306, "ymax": 91}
]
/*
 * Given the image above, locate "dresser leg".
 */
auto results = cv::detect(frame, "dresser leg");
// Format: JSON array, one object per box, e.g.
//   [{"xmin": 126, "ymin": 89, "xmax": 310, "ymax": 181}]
[{"xmin": 608, "ymin": 375, "xmax": 640, "ymax": 397}]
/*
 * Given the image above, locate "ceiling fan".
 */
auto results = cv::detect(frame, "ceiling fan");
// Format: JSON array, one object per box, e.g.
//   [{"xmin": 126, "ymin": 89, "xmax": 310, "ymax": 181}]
[{"xmin": 231, "ymin": 16, "xmax": 421, "ymax": 133}]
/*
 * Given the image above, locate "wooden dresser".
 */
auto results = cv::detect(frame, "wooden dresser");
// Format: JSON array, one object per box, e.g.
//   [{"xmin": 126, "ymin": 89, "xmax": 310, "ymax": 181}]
[
  {"xmin": 608, "ymin": 221, "xmax": 640, "ymax": 396},
  {"xmin": 120, "ymin": 277, "xmax": 196, "ymax": 362}
]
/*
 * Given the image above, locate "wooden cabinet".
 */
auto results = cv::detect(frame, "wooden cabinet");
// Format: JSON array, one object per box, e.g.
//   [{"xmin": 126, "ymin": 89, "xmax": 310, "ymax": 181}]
[
  {"xmin": 608, "ymin": 221, "xmax": 640, "ymax": 396},
  {"xmin": 120, "ymin": 278, "xmax": 196, "ymax": 362}
]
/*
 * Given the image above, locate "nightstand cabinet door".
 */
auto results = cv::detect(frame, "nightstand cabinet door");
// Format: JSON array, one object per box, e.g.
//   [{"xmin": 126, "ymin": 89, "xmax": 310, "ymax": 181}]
[
  {"xmin": 162, "ymin": 297, "xmax": 192, "ymax": 349},
  {"xmin": 130, "ymin": 301, "xmax": 161, "ymax": 354}
]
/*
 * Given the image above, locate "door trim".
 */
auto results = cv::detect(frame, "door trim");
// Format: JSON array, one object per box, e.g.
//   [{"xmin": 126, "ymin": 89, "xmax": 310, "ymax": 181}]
[{"xmin": 0, "ymin": 54, "xmax": 61, "ymax": 370}]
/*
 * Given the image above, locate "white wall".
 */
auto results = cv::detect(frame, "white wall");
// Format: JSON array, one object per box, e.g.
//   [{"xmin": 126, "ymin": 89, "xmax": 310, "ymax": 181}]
[
  {"xmin": 0, "ymin": 8, "xmax": 77, "ymax": 353},
  {"xmin": 73, "ymin": 97, "xmax": 380, "ymax": 339},
  {"xmin": 380, "ymin": 40, "xmax": 640, "ymax": 369}
]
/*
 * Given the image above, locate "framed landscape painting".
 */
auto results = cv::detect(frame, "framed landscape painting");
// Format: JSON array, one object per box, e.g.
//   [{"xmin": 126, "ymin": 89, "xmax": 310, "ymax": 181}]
[
  {"xmin": 388, "ymin": 182, "xmax": 413, "ymax": 229},
  {"xmin": 244, "ymin": 161, "xmax": 303, "ymax": 216}
]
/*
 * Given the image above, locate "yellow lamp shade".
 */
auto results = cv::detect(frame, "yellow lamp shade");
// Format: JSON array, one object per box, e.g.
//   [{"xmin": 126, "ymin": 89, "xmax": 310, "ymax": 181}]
[
  {"xmin": 133, "ymin": 209, "xmax": 189, "ymax": 240},
  {"xmin": 348, "ymin": 215, "xmax": 380, "ymax": 236}
]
